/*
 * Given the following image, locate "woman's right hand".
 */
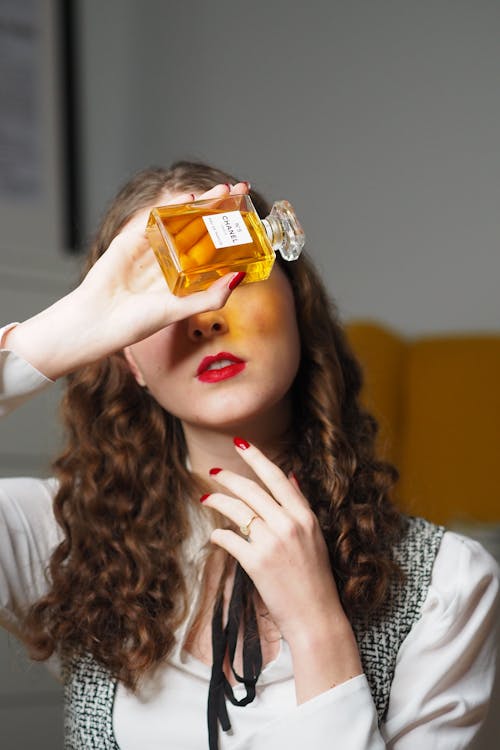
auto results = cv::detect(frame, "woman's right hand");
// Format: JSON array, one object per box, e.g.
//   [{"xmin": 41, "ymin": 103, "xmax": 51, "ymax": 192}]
[{"xmin": 6, "ymin": 183, "xmax": 249, "ymax": 380}]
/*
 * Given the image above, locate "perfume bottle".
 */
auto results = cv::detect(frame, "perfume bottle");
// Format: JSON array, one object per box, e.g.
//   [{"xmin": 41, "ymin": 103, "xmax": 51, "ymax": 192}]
[{"xmin": 146, "ymin": 193, "xmax": 305, "ymax": 296}]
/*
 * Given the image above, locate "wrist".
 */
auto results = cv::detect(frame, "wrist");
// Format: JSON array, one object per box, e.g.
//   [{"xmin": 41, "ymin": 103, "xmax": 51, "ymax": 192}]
[
  {"xmin": 284, "ymin": 606, "xmax": 354, "ymax": 649},
  {"xmin": 0, "ymin": 322, "xmax": 20, "ymax": 349},
  {"xmin": 7, "ymin": 285, "xmax": 105, "ymax": 380},
  {"xmin": 286, "ymin": 617, "xmax": 363, "ymax": 705},
  {"xmin": 287, "ymin": 613, "xmax": 358, "ymax": 656}
]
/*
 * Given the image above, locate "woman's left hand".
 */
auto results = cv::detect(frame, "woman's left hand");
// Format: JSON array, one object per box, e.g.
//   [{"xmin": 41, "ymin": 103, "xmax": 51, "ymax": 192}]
[{"xmin": 201, "ymin": 439, "xmax": 349, "ymax": 646}]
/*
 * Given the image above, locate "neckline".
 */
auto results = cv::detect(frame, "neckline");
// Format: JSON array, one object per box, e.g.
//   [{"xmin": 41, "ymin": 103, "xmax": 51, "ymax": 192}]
[{"xmin": 178, "ymin": 636, "xmax": 291, "ymax": 687}]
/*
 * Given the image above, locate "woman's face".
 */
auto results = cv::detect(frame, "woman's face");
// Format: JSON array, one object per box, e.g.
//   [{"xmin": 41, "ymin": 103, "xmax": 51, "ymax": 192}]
[{"xmin": 123, "ymin": 193, "xmax": 301, "ymax": 437}]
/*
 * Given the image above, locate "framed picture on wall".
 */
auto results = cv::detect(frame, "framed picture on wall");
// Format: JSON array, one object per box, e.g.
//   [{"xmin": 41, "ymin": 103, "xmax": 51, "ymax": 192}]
[{"xmin": 0, "ymin": 0, "xmax": 81, "ymax": 261}]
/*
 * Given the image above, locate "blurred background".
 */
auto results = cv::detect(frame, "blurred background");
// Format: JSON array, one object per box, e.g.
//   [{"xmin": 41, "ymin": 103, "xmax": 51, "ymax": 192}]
[{"xmin": 0, "ymin": 0, "xmax": 499, "ymax": 747}]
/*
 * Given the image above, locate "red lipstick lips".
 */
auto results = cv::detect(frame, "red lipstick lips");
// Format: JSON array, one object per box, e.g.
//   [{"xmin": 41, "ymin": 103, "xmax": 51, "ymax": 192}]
[{"xmin": 197, "ymin": 352, "xmax": 246, "ymax": 383}]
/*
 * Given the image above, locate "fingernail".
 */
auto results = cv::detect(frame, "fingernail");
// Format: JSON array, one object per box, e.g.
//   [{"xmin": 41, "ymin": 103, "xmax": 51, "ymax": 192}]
[
  {"xmin": 233, "ymin": 437, "xmax": 250, "ymax": 450},
  {"xmin": 224, "ymin": 183, "xmax": 231, "ymax": 189},
  {"xmin": 228, "ymin": 271, "xmax": 246, "ymax": 290},
  {"xmin": 291, "ymin": 471, "xmax": 300, "ymax": 487},
  {"xmin": 200, "ymin": 493, "xmax": 210, "ymax": 503},
  {"xmin": 245, "ymin": 181, "xmax": 251, "ymax": 190},
  {"xmin": 209, "ymin": 467, "xmax": 222, "ymax": 475}
]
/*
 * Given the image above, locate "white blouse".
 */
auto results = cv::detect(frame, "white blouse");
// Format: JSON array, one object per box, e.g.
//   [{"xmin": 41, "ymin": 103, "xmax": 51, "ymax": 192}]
[{"xmin": 0, "ymin": 333, "xmax": 499, "ymax": 749}]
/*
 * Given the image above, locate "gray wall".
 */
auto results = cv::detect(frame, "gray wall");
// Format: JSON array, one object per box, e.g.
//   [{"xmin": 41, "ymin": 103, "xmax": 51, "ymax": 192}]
[
  {"xmin": 1, "ymin": 1, "xmax": 499, "ymax": 748},
  {"xmin": 77, "ymin": 0, "xmax": 500, "ymax": 335}
]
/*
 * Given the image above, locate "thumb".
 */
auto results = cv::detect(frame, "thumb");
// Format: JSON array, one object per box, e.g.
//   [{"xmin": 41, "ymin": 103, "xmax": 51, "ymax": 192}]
[{"xmin": 182, "ymin": 271, "xmax": 246, "ymax": 315}]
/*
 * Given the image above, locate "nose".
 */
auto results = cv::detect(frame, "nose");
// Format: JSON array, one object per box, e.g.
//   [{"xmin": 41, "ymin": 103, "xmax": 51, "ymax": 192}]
[{"xmin": 187, "ymin": 310, "xmax": 228, "ymax": 342}]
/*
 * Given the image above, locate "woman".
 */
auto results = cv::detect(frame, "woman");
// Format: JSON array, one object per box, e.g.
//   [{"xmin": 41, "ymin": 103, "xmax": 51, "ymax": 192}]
[{"xmin": 0, "ymin": 161, "xmax": 498, "ymax": 749}]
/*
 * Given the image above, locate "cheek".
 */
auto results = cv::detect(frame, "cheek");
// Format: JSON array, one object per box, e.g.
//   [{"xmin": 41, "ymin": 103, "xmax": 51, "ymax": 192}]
[
  {"xmin": 230, "ymin": 289, "xmax": 301, "ymax": 377},
  {"xmin": 131, "ymin": 326, "xmax": 180, "ymax": 379},
  {"xmin": 228, "ymin": 286, "xmax": 289, "ymax": 338},
  {"xmin": 250, "ymin": 305, "xmax": 282, "ymax": 337}
]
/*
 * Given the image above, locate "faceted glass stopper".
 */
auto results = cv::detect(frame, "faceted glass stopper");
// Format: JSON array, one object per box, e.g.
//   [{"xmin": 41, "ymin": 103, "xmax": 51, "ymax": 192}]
[{"xmin": 262, "ymin": 200, "xmax": 305, "ymax": 261}]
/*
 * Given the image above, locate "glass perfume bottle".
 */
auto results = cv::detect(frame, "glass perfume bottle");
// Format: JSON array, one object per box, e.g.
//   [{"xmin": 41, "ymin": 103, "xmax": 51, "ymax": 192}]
[{"xmin": 146, "ymin": 193, "xmax": 305, "ymax": 296}]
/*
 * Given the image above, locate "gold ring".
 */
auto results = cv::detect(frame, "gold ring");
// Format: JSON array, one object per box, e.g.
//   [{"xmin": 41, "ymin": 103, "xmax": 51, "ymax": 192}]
[{"xmin": 239, "ymin": 514, "xmax": 258, "ymax": 537}]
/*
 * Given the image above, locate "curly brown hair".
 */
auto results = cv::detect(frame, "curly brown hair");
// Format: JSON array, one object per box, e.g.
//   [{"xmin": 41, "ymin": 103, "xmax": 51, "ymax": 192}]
[{"xmin": 23, "ymin": 161, "xmax": 403, "ymax": 689}]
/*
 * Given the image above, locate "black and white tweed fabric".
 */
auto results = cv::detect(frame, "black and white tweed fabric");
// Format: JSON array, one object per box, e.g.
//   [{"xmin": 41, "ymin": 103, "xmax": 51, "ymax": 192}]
[
  {"xmin": 352, "ymin": 516, "xmax": 445, "ymax": 721},
  {"xmin": 64, "ymin": 651, "xmax": 119, "ymax": 750},
  {"xmin": 62, "ymin": 515, "xmax": 444, "ymax": 749}
]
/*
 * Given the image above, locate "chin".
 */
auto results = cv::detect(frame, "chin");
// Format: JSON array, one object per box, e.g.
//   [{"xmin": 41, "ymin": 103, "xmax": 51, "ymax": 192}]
[
  {"xmin": 193, "ymin": 408, "xmax": 262, "ymax": 431},
  {"xmin": 189, "ymin": 391, "xmax": 291, "ymax": 433}
]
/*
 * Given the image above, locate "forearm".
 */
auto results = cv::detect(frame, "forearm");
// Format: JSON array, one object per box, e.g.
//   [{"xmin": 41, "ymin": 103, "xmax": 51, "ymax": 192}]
[{"xmin": 5, "ymin": 286, "xmax": 110, "ymax": 380}]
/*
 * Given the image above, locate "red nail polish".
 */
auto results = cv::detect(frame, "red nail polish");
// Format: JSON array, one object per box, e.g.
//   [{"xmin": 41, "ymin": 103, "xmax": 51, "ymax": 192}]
[
  {"xmin": 200, "ymin": 493, "xmax": 210, "ymax": 503},
  {"xmin": 209, "ymin": 467, "xmax": 222, "ymax": 475},
  {"xmin": 233, "ymin": 437, "xmax": 250, "ymax": 450},
  {"xmin": 229, "ymin": 271, "xmax": 246, "ymax": 290},
  {"xmin": 291, "ymin": 471, "xmax": 300, "ymax": 487}
]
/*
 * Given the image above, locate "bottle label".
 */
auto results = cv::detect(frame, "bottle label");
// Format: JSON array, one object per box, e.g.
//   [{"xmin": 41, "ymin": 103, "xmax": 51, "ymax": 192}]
[{"xmin": 202, "ymin": 211, "xmax": 252, "ymax": 249}]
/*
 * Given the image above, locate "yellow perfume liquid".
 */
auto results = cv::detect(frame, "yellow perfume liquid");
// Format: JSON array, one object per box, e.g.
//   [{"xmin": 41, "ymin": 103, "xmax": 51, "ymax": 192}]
[{"xmin": 146, "ymin": 194, "xmax": 305, "ymax": 296}]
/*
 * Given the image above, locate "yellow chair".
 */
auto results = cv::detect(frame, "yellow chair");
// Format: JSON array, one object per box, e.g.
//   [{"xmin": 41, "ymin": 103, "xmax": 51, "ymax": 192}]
[{"xmin": 345, "ymin": 321, "xmax": 500, "ymax": 526}]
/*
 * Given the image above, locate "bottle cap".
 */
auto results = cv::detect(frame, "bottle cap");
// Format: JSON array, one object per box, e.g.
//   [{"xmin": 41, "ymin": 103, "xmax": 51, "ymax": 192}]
[{"xmin": 263, "ymin": 200, "xmax": 305, "ymax": 261}]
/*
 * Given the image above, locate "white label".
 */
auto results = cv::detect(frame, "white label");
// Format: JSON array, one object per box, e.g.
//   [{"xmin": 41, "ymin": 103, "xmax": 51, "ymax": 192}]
[{"xmin": 202, "ymin": 211, "xmax": 252, "ymax": 249}]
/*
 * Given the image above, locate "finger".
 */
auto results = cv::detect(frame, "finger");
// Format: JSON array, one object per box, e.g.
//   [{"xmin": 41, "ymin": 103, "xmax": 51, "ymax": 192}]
[
  {"xmin": 194, "ymin": 182, "xmax": 250, "ymax": 201},
  {"xmin": 201, "ymin": 491, "xmax": 269, "ymax": 539},
  {"xmin": 207, "ymin": 469, "xmax": 285, "ymax": 528},
  {"xmin": 230, "ymin": 181, "xmax": 250, "ymax": 195},
  {"xmin": 210, "ymin": 528, "xmax": 255, "ymax": 570},
  {"xmin": 233, "ymin": 439, "xmax": 311, "ymax": 514},
  {"xmin": 166, "ymin": 271, "xmax": 245, "ymax": 321},
  {"xmin": 193, "ymin": 183, "xmax": 231, "ymax": 202},
  {"xmin": 164, "ymin": 191, "xmax": 196, "ymax": 207}
]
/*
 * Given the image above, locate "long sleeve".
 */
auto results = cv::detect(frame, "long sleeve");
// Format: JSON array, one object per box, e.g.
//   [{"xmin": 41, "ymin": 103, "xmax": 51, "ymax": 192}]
[
  {"xmin": 236, "ymin": 532, "xmax": 499, "ymax": 750},
  {"xmin": 383, "ymin": 532, "xmax": 499, "ymax": 749},
  {"xmin": 0, "ymin": 322, "xmax": 54, "ymax": 417},
  {"xmin": 0, "ymin": 476, "xmax": 61, "ymax": 634},
  {"xmin": 0, "ymin": 324, "xmax": 62, "ymax": 634},
  {"xmin": 232, "ymin": 674, "xmax": 384, "ymax": 749}
]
